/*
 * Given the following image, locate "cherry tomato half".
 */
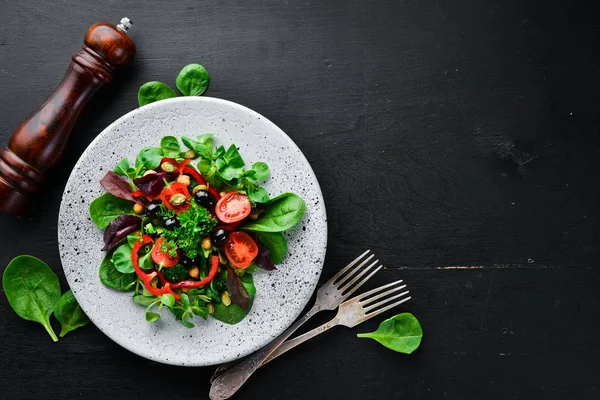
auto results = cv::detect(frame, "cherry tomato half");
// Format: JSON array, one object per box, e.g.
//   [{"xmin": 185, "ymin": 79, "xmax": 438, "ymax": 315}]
[
  {"xmin": 160, "ymin": 182, "xmax": 191, "ymax": 214},
  {"xmin": 224, "ymin": 231, "xmax": 259, "ymax": 269},
  {"xmin": 215, "ymin": 191, "xmax": 251, "ymax": 223},
  {"xmin": 151, "ymin": 237, "xmax": 180, "ymax": 267}
]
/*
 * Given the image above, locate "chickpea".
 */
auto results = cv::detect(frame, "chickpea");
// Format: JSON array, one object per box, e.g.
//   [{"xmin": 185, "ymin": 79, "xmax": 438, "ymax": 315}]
[
  {"xmin": 143, "ymin": 169, "xmax": 157, "ymax": 176},
  {"xmin": 201, "ymin": 237, "xmax": 212, "ymax": 250},
  {"xmin": 192, "ymin": 184, "xmax": 208, "ymax": 195},
  {"xmin": 220, "ymin": 191, "xmax": 227, "ymax": 197},
  {"xmin": 188, "ymin": 265, "xmax": 200, "ymax": 279},
  {"xmin": 133, "ymin": 203, "xmax": 145, "ymax": 214},
  {"xmin": 181, "ymin": 287, "xmax": 191, "ymax": 293},
  {"xmin": 177, "ymin": 174, "xmax": 190, "ymax": 186}
]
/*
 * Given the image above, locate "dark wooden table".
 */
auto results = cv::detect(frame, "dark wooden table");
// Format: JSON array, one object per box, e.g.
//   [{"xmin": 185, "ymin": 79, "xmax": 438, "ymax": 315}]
[{"xmin": 1, "ymin": 1, "xmax": 599, "ymax": 398}]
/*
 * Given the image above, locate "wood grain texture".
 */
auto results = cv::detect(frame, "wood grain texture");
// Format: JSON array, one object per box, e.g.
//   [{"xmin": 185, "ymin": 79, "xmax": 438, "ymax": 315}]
[{"xmin": 1, "ymin": 0, "xmax": 599, "ymax": 399}]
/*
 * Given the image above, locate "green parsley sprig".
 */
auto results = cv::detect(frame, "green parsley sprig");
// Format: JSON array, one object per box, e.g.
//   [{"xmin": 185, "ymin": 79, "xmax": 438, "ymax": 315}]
[{"xmin": 159, "ymin": 199, "xmax": 217, "ymax": 259}]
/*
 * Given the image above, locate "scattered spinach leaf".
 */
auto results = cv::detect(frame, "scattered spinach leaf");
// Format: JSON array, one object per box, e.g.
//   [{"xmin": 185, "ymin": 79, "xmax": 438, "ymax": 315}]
[
  {"xmin": 2, "ymin": 256, "xmax": 61, "ymax": 342},
  {"xmin": 138, "ymin": 81, "xmax": 177, "ymax": 106},
  {"xmin": 176, "ymin": 64, "xmax": 210, "ymax": 96},
  {"xmin": 357, "ymin": 313, "xmax": 423, "ymax": 354},
  {"xmin": 243, "ymin": 193, "xmax": 306, "ymax": 232},
  {"xmin": 89, "ymin": 193, "xmax": 135, "ymax": 229},
  {"xmin": 54, "ymin": 290, "xmax": 90, "ymax": 337}
]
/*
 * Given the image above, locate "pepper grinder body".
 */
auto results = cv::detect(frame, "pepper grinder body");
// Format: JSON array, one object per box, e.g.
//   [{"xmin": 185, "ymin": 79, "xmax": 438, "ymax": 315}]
[{"xmin": 0, "ymin": 20, "xmax": 135, "ymax": 216}]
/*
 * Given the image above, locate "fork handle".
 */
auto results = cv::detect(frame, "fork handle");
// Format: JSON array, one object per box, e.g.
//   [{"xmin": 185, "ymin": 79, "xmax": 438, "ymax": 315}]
[
  {"xmin": 209, "ymin": 305, "xmax": 321, "ymax": 400},
  {"xmin": 263, "ymin": 317, "xmax": 340, "ymax": 365}
]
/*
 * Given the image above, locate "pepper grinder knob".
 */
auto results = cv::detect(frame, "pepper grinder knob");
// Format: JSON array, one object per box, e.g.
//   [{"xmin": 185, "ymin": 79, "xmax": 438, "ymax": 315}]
[{"xmin": 0, "ymin": 18, "xmax": 136, "ymax": 216}]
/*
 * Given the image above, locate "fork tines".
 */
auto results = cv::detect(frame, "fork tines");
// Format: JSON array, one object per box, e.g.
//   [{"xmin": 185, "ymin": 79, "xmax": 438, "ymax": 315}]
[
  {"xmin": 332, "ymin": 250, "xmax": 383, "ymax": 299},
  {"xmin": 357, "ymin": 279, "xmax": 411, "ymax": 315}
]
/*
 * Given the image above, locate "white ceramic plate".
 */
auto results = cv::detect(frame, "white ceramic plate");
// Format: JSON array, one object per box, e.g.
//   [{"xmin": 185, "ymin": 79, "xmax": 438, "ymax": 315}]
[{"xmin": 58, "ymin": 97, "xmax": 327, "ymax": 366}]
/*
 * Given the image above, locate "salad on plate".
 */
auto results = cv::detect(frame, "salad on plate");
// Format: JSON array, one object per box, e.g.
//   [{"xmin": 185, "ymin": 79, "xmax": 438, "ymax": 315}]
[{"xmin": 89, "ymin": 134, "xmax": 305, "ymax": 327}]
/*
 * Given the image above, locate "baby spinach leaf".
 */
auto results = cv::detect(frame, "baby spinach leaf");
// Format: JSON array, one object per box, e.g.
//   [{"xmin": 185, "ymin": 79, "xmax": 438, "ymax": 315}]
[
  {"xmin": 223, "ymin": 144, "xmax": 245, "ymax": 168},
  {"xmin": 161, "ymin": 294, "xmax": 175, "ymax": 309},
  {"xmin": 54, "ymin": 290, "xmax": 90, "ymax": 338},
  {"xmin": 114, "ymin": 158, "xmax": 130, "ymax": 177},
  {"xmin": 219, "ymin": 165, "xmax": 245, "ymax": 181},
  {"xmin": 99, "ymin": 255, "xmax": 136, "ymax": 291},
  {"xmin": 175, "ymin": 64, "xmax": 210, "ymax": 96},
  {"xmin": 251, "ymin": 162, "xmax": 270, "ymax": 181},
  {"xmin": 357, "ymin": 313, "xmax": 423, "ymax": 354},
  {"xmin": 255, "ymin": 231, "xmax": 288, "ymax": 264},
  {"xmin": 2, "ymin": 256, "xmax": 61, "ymax": 342},
  {"xmin": 90, "ymin": 193, "xmax": 135, "ymax": 229},
  {"xmin": 160, "ymin": 136, "xmax": 181, "ymax": 158},
  {"xmin": 247, "ymin": 184, "xmax": 270, "ymax": 203},
  {"xmin": 138, "ymin": 81, "xmax": 177, "ymax": 106},
  {"xmin": 139, "ymin": 252, "xmax": 155, "ymax": 271},
  {"xmin": 127, "ymin": 232, "xmax": 142, "ymax": 248},
  {"xmin": 242, "ymin": 193, "xmax": 306, "ymax": 232},
  {"xmin": 111, "ymin": 244, "xmax": 134, "ymax": 274},
  {"xmin": 211, "ymin": 274, "xmax": 256, "ymax": 325},
  {"xmin": 135, "ymin": 147, "xmax": 164, "ymax": 171},
  {"xmin": 145, "ymin": 311, "xmax": 160, "ymax": 322},
  {"xmin": 182, "ymin": 136, "xmax": 212, "ymax": 159}
]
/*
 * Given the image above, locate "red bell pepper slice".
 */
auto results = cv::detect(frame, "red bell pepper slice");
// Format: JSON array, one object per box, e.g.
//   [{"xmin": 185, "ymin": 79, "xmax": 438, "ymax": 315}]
[
  {"xmin": 183, "ymin": 166, "xmax": 221, "ymax": 200},
  {"xmin": 131, "ymin": 235, "xmax": 181, "ymax": 300},
  {"xmin": 170, "ymin": 255, "xmax": 220, "ymax": 289},
  {"xmin": 160, "ymin": 182, "xmax": 191, "ymax": 214}
]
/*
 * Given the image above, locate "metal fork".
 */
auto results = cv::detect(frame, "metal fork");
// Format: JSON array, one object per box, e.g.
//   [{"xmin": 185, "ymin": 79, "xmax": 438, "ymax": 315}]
[
  {"xmin": 263, "ymin": 279, "xmax": 410, "ymax": 365},
  {"xmin": 209, "ymin": 250, "xmax": 382, "ymax": 400}
]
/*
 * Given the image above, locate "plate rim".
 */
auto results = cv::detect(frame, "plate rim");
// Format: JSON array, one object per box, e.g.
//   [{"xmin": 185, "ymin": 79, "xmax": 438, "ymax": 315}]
[{"xmin": 57, "ymin": 96, "xmax": 327, "ymax": 366}]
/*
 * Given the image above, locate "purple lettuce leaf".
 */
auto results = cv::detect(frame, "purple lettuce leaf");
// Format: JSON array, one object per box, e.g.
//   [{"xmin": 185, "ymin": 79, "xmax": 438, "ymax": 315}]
[
  {"xmin": 133, "ymin": 172, "xmax": 178, "ymax": 198},
  {"xmin": 100, "ymin": 171, "xmax": 137, "ymax": 202},
  {"xmin": 252, "ymin": 235, "xmax": 277, "ymax": 271},
  {"xmin": 102, "ymin": 215, "xmax": 142, "ymax": 251},
  {"xmin": 226, "ymin": 265, "xmax": 250, "ymax": 311}
]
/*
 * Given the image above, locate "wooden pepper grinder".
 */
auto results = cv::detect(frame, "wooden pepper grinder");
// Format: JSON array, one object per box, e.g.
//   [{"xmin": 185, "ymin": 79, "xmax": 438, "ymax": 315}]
[{"xmin": 0, "ymin": 18, "xmax": 136, "ymax": 216}]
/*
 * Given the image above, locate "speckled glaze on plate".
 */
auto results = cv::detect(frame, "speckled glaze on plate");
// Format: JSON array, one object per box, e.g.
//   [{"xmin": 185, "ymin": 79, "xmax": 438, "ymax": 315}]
[{"xmin": 58, "ymin": 97, "xmax": 327, "ymax": 366}]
